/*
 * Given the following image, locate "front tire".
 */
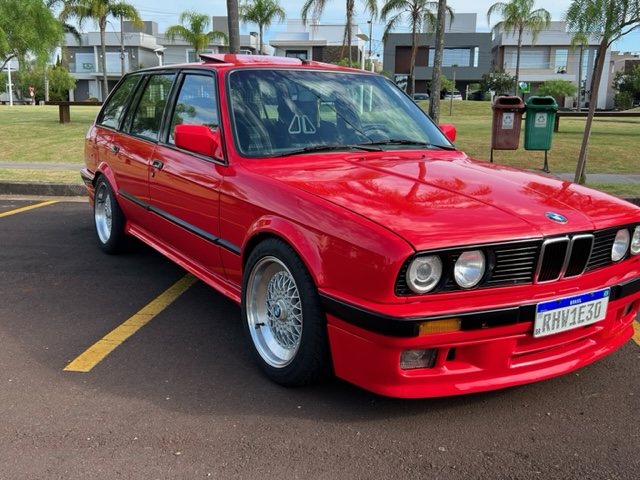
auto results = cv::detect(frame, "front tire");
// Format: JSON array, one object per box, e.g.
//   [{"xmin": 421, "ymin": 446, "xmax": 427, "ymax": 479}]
[
  {"xmin": 241, "ymin": 238, "xmax": 331, "ymax": 387},
  {"xmin": 94, "ymin": 177, "xmax": 130, "ymax": 254}
]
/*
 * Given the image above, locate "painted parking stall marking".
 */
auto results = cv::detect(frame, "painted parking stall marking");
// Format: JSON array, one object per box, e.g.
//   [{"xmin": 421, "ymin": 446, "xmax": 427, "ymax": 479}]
[
  {"xmin": 0, "ymin": 200, "xmax": 58, "ymax": 218},
  {"xmin": 64, "ymin": 274, "xmax": 197, "ymax": 372}
]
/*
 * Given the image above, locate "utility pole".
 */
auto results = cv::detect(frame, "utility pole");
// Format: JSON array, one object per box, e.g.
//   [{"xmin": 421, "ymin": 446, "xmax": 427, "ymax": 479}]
[
  {"xmin": 368, "ymin": 19, "xmax": 373, "ymax": 71},
  {"xmin": 120, "ymin": 16, "xmax": 126, "ymax": 76}
]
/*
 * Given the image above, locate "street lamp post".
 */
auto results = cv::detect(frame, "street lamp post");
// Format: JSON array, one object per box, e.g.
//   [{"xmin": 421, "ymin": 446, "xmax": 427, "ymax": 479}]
[
  {"xmin": 6, "ymin": 62, "xmax": 13, "ymax": 107},
  {"xmin": 368, "ymin": 20, "xmax": 373, "ymax": 72}
]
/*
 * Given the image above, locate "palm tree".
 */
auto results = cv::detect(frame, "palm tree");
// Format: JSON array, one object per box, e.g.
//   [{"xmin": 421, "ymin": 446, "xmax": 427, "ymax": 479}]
[
  {"xmin": 59, "ymin": 0, "xmax": 143, "ymax": 100},
  {"xmin": 381, "ymin": 0, "xmax": 452, "ymax": 97},
  {"xmin": 564, "ymin": 0, "xmax": 640, "ymax": 183},
  {"xmin": 487, "ymin": 0, "xmax": 551, "ymax": 95},
  {"xmin": 227, "ymin": 0, "xmax": 241, "ymax": 53},
  {"xmin": 301, "ymin": 0, "xmax": 377, "ymax": 67},
  {"xmin": 239, "ymin": 0, "xmax": 286, "ymax": 55},
  {"xmin": 165, "ymin": 11, "xmax": 228, "ymax": 62}
]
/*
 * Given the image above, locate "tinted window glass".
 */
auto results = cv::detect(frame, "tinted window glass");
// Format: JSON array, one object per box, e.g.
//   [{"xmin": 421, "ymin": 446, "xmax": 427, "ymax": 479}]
[
  {"xmin": 98, "ymin": 75, "xmax": 140, "ymax": 129},
  {"xmin": 228, "ymin": 69, "xmax": 450, "ymax": 157},
  {"xmin": 130, "ymin": 74, "xmax": 175, "ymax": 141},
  {"xmin": 169, "ymin": 74, "xmax": 218, "ymax": 145}
]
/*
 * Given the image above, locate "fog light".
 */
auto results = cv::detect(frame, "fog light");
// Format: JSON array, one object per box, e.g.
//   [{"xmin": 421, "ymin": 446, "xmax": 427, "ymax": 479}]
[{"xmin": 400, "ymin": 349, "xmax": 438, "ymax": 370}]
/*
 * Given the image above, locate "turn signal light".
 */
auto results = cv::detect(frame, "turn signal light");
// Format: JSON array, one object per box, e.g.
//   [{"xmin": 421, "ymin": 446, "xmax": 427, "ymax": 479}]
[{"xmin": 418, "ymin": 318, "xmax": 462, "ymax": 335}]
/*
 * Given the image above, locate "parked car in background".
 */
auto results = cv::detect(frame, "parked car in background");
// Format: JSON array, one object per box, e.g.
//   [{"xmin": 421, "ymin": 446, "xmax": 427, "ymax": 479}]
[
  {"xmin": 443, "ymin": 90, "xmax": 463, "ymax": 100},
  {"xmin": 413, "ymin": 93, "xmax": 430, "ymax": 102},
  {"xmin": 82, "ymin": 55, "xmax": 640, "ymax": 399}
]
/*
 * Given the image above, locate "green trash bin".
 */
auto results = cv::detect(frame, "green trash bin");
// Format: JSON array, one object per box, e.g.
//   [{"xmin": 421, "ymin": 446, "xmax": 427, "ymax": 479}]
[{"xmin": 524, "ymin": 96, "xmax": 557, "ymax": 151}]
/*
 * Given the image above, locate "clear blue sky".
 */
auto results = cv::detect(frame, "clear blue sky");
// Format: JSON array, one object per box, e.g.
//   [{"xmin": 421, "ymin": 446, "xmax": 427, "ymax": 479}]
[{"xmin": 129, "ymin": 0, "xmax": 640, "ymax": 56}]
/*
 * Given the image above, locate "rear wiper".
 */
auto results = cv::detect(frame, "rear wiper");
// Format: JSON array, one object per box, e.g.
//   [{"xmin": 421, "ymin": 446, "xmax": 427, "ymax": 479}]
[{"xmin": 277, "ymin": 144, "xmax": 382, "ymax": 157}]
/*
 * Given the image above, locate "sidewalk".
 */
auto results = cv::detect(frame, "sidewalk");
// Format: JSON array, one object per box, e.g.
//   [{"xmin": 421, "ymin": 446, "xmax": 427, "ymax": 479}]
[{"xmin": 0, "ymin": 162, "xmax": 638, "ymax": 204}]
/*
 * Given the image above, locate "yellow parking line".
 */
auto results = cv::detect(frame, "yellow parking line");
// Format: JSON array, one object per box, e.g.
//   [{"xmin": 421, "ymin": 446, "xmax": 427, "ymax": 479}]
[
  {"xmin": 633, "ymin": 321, "xmax": 640, "ymax": 347},
  {"xmin": 64, "ymin": 274, "xmax": 198, "ymax": 372},
  {"xmin": 0, "ymin": 200, "xmax": 58, "ymax": 218}
]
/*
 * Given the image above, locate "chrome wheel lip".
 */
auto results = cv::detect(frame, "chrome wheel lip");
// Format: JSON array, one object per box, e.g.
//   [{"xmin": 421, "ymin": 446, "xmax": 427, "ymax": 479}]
[
  {"xmin": 246, "ymin": 256, "xmax": 302, "ymax": 368},
  {"xmin": 95, "ymin": 182, "xmax": 113, "ymax": 245}
]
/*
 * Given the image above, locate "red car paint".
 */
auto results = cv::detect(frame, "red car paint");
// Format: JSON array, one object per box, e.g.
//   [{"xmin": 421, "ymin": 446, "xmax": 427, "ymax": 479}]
[{"xmin": 82, "ymin": 55, "xmax": 640, "ymax": 398}]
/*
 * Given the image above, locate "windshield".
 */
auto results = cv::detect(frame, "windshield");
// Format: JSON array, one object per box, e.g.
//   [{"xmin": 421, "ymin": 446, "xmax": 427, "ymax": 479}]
[{"xmin": 227, "ymin": 68, "xmax": 454, "ymax": 158}]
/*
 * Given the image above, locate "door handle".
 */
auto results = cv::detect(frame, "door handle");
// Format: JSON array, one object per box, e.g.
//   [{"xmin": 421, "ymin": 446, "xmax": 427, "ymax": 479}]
[
  {"xmin": 111, "ymin": 145, "xmax": 120, "ymax": 153},
  {"xmin": 151, "ymin": 159, "xmax": 164, "ymax": 170}
]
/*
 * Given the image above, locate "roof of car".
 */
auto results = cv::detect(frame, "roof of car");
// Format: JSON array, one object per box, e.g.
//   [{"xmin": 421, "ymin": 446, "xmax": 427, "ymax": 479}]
[{"xmin": 198, "ymin": 53, "xmax": 363, "ymax": 71}]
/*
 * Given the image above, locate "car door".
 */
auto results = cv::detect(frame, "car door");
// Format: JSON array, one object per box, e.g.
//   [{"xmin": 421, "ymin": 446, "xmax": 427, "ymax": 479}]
[
  {"xmin": 147, "ymin": 71, "xmax": 226, "ymax": 276},
  {"xmin": 109, "ymin": 73, "xmax": 177, "ymax": 234},
  {"xmin": 92, "ymin": 74, "xmax": 152, "ymax": 229}
]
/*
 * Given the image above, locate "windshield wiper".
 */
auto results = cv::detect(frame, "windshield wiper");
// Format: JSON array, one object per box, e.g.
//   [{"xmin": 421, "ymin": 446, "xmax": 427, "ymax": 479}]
[
  {"xmin": 276, "ymin": 144, "xmax": 382, "ymax": 157},
  {"xmin": 360, "ymin": 138, "xmax": 430, "ymax": 146},
  {"xmin": 359, "ymin": 139, "xmax": 458, "ymax": 151}
]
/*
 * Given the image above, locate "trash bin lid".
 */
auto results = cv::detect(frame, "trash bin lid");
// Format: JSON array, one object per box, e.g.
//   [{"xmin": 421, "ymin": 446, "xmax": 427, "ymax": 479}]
[
  {"xmin": 525, "ymin": 96, "xmax": 557, "ymax": 109},
  {"xmin": 492, "ymin": 95, "xmax": 525, "ymax": 110}
]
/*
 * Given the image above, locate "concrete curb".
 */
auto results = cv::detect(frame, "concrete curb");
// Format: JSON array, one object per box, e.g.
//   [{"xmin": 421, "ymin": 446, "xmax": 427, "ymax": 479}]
[{"xmin": 0, "ymin": 182, "xmax": 86, "ymax": 197}]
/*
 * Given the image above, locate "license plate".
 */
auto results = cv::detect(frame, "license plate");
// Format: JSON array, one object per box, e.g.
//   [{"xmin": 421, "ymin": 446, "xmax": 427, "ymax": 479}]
[{"xmin": 534, "ymin": 288, "xmax": 610, "ymax": 338}]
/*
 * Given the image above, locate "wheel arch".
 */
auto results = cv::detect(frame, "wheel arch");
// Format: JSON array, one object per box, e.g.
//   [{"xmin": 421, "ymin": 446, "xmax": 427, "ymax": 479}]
[
  {"xmin": 241, "ymin": 216, "xmax": 327, "ymax": 288},
  {"xmin": 93, "ymin": 162, "xmax": 118, "ymax": 193}
]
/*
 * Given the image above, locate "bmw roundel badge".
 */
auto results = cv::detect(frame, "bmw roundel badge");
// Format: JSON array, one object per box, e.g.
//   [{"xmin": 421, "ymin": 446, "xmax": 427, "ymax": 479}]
[{"xmin": 545, "ymin": 212, "xmax": 568, "ymax": 224}]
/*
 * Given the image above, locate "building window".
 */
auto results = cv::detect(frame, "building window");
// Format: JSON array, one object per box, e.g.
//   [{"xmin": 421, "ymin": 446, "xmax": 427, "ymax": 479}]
[
  {"xmin": 505, "ymin": 47, "xmax": 550, "ymax": 69},
  {"xmin": 286, "ymin": 50, "xmax": 308, "ymax": 60},
  {"xmin": 428, "ymin": 48, "xmax": 472, "ymax": 67},
  {"xmin": 555, "ymin": 49, "xmax": 568, "ymax": 73},
  {"xmin": 187, "ymin": 49, "xmax": 214, "ymax": 62}
]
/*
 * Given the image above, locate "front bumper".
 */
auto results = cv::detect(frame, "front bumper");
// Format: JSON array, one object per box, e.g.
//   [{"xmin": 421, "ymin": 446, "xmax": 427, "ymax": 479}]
[{"xmin": 324, "ymin": 277, "xmax": 640, "ymax": 398}]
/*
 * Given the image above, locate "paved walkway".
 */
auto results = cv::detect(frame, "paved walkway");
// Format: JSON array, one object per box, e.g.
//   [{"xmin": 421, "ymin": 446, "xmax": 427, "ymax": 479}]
[{"xmin": 0, "ymin": 162, "xmax": 81, "ymax": 171}]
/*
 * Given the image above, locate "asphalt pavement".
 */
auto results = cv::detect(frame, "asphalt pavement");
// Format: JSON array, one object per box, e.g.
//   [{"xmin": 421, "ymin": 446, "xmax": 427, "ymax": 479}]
[{"xmin": 0, "ymin": 162, "xmax": 638, "ymax": 205}]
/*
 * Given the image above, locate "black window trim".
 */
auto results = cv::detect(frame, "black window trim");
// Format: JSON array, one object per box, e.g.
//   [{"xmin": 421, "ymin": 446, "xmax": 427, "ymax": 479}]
[
  {"xmin": 96, "ymin": 73, "xmax": 145, "ymax": 131},
  {"xmin": 159, "ymin": 67, "xmax": 228, "ymax": 166}
]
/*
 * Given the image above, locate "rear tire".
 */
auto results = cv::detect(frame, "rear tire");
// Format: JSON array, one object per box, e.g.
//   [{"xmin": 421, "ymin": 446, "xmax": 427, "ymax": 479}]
[
  {"xmin": 93, "ymin": 177, "xmax": 131, "ymax": 254},
  {"xmin": 241, "ymin": 238, "xmax": 332, "ymax": 387}
]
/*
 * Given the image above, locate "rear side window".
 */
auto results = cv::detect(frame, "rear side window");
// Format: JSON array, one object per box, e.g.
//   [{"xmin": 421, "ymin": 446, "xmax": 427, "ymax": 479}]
[
  {"xmin": 168, "ymin": 74, "xmax": 218, "ymax": 145},
  {"xmin": 98, "ymin": 75, "xmax": 140, "ymax": 129},
  {"xmin": 130, "ymin": 74, "xmax": 176, "ymax": 141}
]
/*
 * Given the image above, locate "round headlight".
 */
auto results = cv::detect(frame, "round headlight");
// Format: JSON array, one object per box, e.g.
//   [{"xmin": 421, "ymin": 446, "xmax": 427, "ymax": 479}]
[
  {"xmin": 611, "ymin": 229, "xmax": 630, "ymax": 262},
  {"xmin": 631, "ymin": 226, "xmax": 640, "ymax": 256},
  {"xmin": 406, "ymin": 256, "xmax": 443, "ymax": 294},
  {"xmin": 454, "ymin": 250, "xmax": 486, "ymax": 288}
]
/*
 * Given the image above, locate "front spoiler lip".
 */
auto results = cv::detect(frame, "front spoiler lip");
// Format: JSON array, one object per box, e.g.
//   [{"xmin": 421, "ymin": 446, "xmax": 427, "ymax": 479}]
[{"xmin": 319, "ymin": 276, "xmax": 640, "ymax": 338}]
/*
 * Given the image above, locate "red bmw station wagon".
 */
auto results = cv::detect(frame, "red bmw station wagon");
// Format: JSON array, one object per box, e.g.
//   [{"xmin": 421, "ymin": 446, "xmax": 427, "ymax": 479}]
[{"xmin": 82, "ymin": 54, "xmax": 640, "ymax": 398}]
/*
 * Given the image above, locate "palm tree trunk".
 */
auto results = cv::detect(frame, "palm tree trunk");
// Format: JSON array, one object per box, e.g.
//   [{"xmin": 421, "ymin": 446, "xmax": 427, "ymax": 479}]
[
  {"xmin": 574, "ymin": 39, "xmax": 607, "ymax": 184},
  {"xmin": 428, "ymin": 0, "xmax": 447, "ymax": 124},
  {"xmin": 259, "ymin": 25, "xmax": 263, "ymax": 54},
  {"xmin": 227, "ymin": 0, "xmax": 240, "ymax": 53},
  {"xmin": 346, "ymin": 0, "xmax": 354, "ymax": 67},
  {"xmin": 100, "ymin": 17, "xmax": 108, "ymax": 100}
]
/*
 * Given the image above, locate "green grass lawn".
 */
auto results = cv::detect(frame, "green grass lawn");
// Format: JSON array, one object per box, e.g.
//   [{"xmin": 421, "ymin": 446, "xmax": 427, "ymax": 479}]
[{"xmin": 0, "ymin": 102, "xmax": 638, "ymax": 197}]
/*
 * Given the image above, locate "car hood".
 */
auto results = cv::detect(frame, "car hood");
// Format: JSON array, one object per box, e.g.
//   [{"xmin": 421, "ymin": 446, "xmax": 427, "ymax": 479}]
[{"xmin": 258, "ymin": 150, "xmax": 639, "ymax": 251}]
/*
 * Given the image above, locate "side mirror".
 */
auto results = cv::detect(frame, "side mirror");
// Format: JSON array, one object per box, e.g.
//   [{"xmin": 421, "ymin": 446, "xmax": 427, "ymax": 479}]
[
  {"xmin": 439, "ymin": 124, "xmax": 457, "ymax": 143},
  {"xmin": 174, "ymin": 124, "xmax": 223, "ymax": 160}
]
